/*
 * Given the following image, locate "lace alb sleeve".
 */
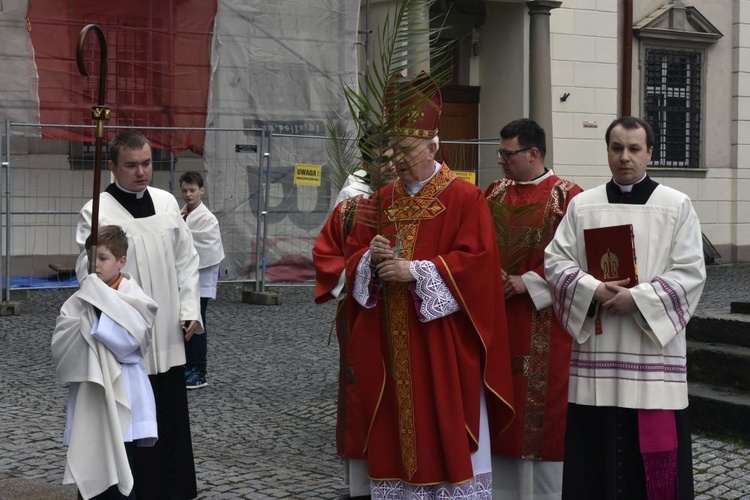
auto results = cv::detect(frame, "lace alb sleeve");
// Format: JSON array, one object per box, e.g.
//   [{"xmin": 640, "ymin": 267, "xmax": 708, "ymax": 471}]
[
  {"xmin": 409, "ymin": 260, "xmax": 460, "ymax": 322},
  {"xmin": 352, "ymin": 249, "xmax": 380, "ymax": 308}
]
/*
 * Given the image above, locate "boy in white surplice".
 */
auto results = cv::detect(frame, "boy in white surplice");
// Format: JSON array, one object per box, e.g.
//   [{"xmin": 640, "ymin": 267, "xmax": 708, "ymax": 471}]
[
  {"xmin": 52, "ymin": 225, "xmax": 158, "ymax": 499},
  {"xmin": 179, "ymin": 171, "xmax": 225, "ymax": 390}
]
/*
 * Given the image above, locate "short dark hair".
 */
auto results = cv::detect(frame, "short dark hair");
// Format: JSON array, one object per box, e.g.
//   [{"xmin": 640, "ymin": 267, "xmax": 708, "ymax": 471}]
[
  {"xmin": 85, "ymin": 225, "xmax": 128, "ymax": 259},
  {"xmin": 500, "ymin": 118, "xmax": 546, "ymax": 159},
  {"xmin": 605, "ymin": 116, "xmax": 655, "ymax": 150},
  {"xmin": 109, "ymin": 131, "xmax": 150, "ymax": 166},
  {"xmin": 179, "ymin": 171, "xmax": 204, "ymax": 188},
  {"xmin": 358, "ymin": 128, "xmax": 391, "ymax": 163}
]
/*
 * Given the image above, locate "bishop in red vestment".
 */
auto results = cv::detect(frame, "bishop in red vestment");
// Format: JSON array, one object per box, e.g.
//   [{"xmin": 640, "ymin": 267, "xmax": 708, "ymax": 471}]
[
  {"xmin": 485, "ymin": 119, "xmax": 582, "ymax": 499},
  {"xmin": 313, "ymin": 130, "xmax": 396, "ymax": 499},
  {"xmin": 344, "ymin": 73, "xmax": 514, "ymax": 499}
]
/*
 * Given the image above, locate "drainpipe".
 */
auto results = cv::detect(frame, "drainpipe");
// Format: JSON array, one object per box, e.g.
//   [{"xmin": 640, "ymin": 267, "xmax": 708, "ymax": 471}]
[{"xmin": 622, "ymin": 0, "xmax": 633, "ymax": 116}]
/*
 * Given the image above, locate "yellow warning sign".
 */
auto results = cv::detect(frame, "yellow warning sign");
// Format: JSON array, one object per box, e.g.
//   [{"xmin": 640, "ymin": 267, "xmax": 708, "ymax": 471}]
[
  {"xmin": 453, "ymin": 170, "xmax": 477, "ymax": 185},
  {"xmin": 294, "ymin": 164, "xmax": 322, "ymax": 186}
]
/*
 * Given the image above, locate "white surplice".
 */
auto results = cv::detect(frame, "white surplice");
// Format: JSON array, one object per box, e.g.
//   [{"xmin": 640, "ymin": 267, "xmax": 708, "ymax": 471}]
[
  {"xmin": 335, "ymin": 169, "xmax": 371, "ymax": 204},
  {"xmin": 544, "ymin": 183, "xmax": 706, "ymax": 410},
  {"xmin": 76, "ymin": 187, "xmax": 203, "ymax": 375},
  {"xmin": 52, "ymin": 274, "xmax": 157, "ymax": 499},
  {"xmin": 181, "ymin": 201, "xmax": 225, "ymax": 299}
]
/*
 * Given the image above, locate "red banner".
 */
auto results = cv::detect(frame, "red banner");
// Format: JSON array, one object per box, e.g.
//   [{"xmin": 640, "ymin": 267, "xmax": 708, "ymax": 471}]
[{"xmin": 27, "ymin": 0, "xmax": 217, "ymax": 152}]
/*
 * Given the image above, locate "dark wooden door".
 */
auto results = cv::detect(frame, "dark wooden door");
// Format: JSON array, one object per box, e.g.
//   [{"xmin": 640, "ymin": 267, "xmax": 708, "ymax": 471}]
[{"xmin": 437, "ymin": 86, "xmax": 480, "ymax": 175}]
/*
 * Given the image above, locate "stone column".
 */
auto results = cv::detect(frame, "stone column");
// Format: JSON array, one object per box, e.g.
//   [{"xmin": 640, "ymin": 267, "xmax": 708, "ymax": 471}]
[
  {"xmin": 527, "ymin": 1, "xmax": 562, "ymax": 168},
  {"xmin": 408, "ymin": 1, "xmax": 430, "ymax": 75}
]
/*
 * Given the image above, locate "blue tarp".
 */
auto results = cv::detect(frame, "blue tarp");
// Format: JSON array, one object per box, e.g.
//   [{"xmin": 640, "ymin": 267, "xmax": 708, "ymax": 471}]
[{"xmin": 2, "ymin": 275, "xmax": 78, "ymax": 289}]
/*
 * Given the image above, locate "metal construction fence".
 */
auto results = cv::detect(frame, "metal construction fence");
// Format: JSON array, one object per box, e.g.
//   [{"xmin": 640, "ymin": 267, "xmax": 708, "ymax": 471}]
[{"xmin": 0, "ymin": 121, "xmax": 498, "ymax": 300}]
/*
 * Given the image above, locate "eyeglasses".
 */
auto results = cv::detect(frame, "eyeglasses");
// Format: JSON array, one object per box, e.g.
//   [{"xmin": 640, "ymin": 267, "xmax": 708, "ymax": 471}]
[{"xmin": 496, "ymin": 147, "xmax": 532, "ymax": 160}]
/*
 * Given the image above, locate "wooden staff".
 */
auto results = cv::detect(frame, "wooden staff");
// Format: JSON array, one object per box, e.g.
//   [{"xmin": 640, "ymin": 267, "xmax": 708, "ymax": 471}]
[{"xmin": 76, "ymin": 24, "xmax": 110, "ymax": 274}]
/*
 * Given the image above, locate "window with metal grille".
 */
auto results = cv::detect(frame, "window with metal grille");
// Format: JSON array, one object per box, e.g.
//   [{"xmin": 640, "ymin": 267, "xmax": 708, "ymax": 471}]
[{"xmin": 643, "ymin": 48, "xmax": 702, "ymax": 168}]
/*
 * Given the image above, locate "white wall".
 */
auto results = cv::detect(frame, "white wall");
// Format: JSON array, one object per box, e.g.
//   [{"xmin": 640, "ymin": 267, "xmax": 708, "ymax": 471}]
[
  {"xmin": 548, "ymin": 0, "xmax": 747, "ymax": 260},
  {"xmin": 549, "ymin": 0, "xmax": 619, "ymax": 190},
  {"xmin": 732, "ymin": 0, "xmax": 750, "ymax": 260}
]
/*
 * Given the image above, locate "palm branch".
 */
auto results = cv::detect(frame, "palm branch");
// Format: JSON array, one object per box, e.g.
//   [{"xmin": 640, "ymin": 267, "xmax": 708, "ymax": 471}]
[
  {"xmin": 324, "ymin": 117, "xmax": 360, "ymax": 195},
  {"xmin": 324, "ymin": 0, "xmax": 456, "ymax": 373},
  {"xmin": 327, "ymin": 0, "xmax": 455, "ymax": 200},
  {"xmin": 488, "ymin": 199, "xmax": 546, "ymax": 275}
]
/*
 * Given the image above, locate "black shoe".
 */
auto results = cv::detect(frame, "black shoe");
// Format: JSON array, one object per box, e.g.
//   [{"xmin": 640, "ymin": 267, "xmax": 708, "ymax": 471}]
[{"xmin": 186, "ymin": 369, "xmax": 208, "ymax": 389}]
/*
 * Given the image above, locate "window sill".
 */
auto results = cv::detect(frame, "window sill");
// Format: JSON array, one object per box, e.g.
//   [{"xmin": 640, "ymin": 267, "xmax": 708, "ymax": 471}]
[{"xmin": 648, "ymin": 167, "xmax": 707, "ymax": 178}]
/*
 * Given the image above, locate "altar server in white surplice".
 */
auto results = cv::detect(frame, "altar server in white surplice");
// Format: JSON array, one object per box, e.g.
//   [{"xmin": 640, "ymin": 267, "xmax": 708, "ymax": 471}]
[
  {"xmin": 544, "ymin": 116, "xmax": 705, "ymax": 500},
  {"xmin": 76, "ymin": 131, "xmax": 202, "ymax": 500},
  {"xmin": 179, "ymin": 171, "xmax": 225, "ymax": 389},
  {"xmin": 53, "ymin": 225, "xmax": 158, "ymax": 499}
]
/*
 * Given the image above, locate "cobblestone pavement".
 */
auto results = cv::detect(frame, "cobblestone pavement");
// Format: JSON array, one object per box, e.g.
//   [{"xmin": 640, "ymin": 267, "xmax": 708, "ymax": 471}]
[{"xmin": 0, "ymin": 263, "xmax": 749, "ymax": 499}]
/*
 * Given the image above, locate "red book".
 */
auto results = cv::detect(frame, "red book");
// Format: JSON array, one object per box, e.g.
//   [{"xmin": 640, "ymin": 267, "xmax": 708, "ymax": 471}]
[{"xmin": 583, "ymin": 224, "xmax": 638, "ymax": 288}]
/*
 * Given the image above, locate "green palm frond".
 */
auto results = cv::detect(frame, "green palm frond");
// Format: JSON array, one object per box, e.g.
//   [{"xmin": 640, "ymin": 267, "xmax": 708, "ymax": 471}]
[
  {"xmin": 353, "ymin": 0, "xmax": 454, "ymax": 137},
  {"xmin": 488, "ymin": 199, "xmax": 545, "ymax": 275},
  {"xmin": 324, "ymin": 117, "xmax": 360, "ymax": 194},
  {"xmin": 327, "ymin": 0, "xmax": 455, "ymax": 196},
  {"xmin": 325, "ymin": 0, "xmax": 456, "ymax": 374}
]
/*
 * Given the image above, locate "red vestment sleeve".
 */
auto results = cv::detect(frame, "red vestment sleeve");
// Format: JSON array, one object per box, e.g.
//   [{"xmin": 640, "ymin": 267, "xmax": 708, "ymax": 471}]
[{"xmin": 312, "ymin": 202, "xmax": 345, "ymax": 304}]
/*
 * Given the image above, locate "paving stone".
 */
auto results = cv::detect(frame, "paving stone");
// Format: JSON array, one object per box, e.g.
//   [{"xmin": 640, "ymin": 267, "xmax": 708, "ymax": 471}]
[
  {"xmin": 1, "ymin": 266, "xmax": 750, "ymax": 497},
  {"xmin": 723, "ymin": 486, "xmax": 749, "ymax": 499},
  {"xmin": 707, "ymin": 465, "xmax": 729, "ymax": 475},
  {"xmin": 694, "ymin": 481, "xmax": 712, "ymax": 492},
  {"xmin": 708, "ymin": 484, "xmax": 731, "ymax": 497}
]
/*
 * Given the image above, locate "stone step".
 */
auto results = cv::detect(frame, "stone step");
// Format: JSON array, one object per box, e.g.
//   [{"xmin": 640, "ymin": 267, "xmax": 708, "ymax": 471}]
[
  {"xmin": 687, "ymin": 340, "xmax": 750, "ymax": 391},
  {"xmin": 687, "ymin": 313, "xmax": 750, "ymax": 348},
  {"xmin": 689, "ymin": 382, "xmax": 750, "ymax": 445}
]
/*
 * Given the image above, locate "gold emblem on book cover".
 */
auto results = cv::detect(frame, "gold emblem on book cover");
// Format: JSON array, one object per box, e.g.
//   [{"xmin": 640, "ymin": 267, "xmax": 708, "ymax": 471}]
[{"xmin": 600, "ymin": 249, "xmax": 620, "ymax": 280}]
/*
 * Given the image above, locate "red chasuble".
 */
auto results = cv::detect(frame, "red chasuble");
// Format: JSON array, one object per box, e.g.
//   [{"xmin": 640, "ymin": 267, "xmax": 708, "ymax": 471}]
[
  {"xmin": 313, "ymin": 197, "xmax": 360, "ymax": 305},
  {"xmin": 312, "ymin": 196, "xmax": 368, "ymax": 459},
  {"xmin": 345, "ymin": 164, "xmax": 515, "ymax": 485},
  {"xmin": 484, "ymin": 174, "xmax": 582, "ymax": 461}
]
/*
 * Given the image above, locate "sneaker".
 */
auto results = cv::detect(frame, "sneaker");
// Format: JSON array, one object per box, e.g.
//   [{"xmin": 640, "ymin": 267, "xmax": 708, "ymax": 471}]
[{"xmin": 186, "ymin": 370, "xmax": 208, "ymax": 390}]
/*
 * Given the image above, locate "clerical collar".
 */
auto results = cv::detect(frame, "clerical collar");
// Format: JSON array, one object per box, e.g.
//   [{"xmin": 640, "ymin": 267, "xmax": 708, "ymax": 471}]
[
  {"xmin": 612, "ymin": 173, "xmax": 647, "ymax": 193},
  {"xmin": 515, "ymin": 169, "xmax": 552, "ymax": 186},
  {"xmin": 606, "ymin": 175, "xmax": 659, "ymax": 205},
  {"xmin": 115, "ymin": 180, "xmax": 148, "ymax": 199},
  {"xmin": 106, "ymin": 182, "xmax": 156, "ymax": 218},
  {"xmin": 404, "ymin": 161, "xmax": 441, "ymax": 196}
]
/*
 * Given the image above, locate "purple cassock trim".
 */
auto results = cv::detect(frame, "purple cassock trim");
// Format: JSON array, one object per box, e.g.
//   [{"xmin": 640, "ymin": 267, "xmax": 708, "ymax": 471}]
[
  {"xmin": 555, "ymin": 267, "xmax": 581, "ymax": 327},
  {"xmin": 651, "ymin": 276, "xmax": 688, "ymax": 330},
  {"xmin": 571, "ymin": 358, "xmax": 687, "ymax": 374}
]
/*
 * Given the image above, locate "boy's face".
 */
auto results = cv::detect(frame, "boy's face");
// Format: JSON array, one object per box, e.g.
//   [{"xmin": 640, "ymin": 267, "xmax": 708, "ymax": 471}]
[
  {"xmin": 180, "ymin": 181, "xmax": 204, "ymax": 211},
  {"xmin": 95, "ymin": 245, "xmax": 126, "ymax": 285}
]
